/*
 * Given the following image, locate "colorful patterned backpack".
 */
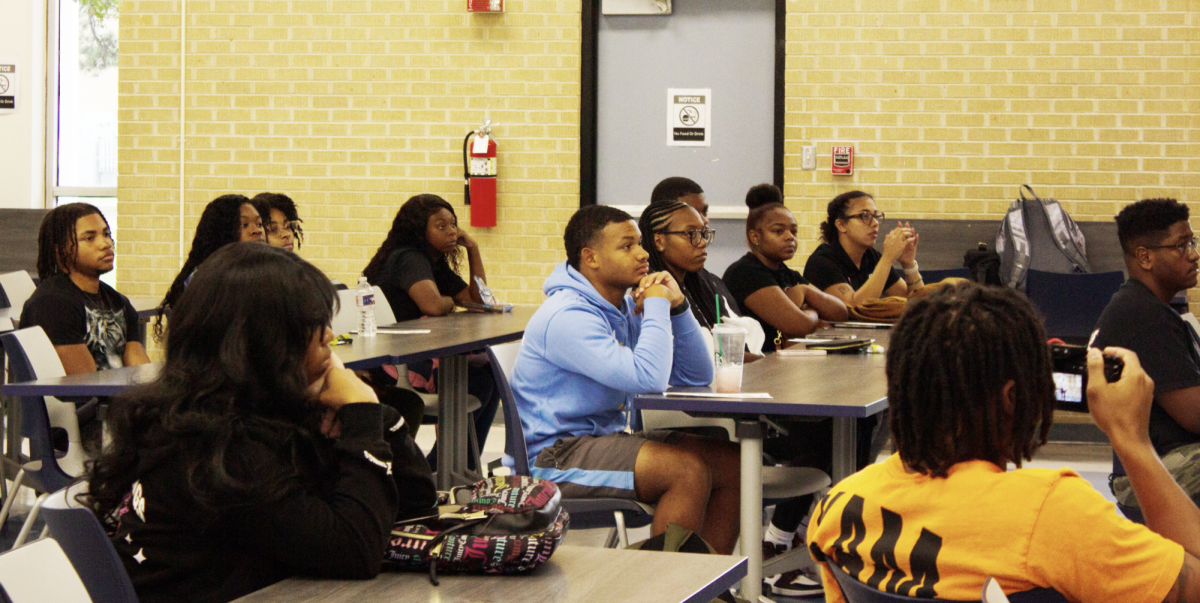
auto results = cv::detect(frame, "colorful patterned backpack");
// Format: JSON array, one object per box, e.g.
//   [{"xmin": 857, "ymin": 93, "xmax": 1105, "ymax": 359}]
[{"xmin": 384, "ymin": 475, "xmax": 569, "ymax": 584}]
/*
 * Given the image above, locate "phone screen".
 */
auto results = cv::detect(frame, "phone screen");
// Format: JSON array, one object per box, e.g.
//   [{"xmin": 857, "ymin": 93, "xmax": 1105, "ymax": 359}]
[{"xmin": 1053, "ymin": 372, "xmax": 1084, "ymax": 404}]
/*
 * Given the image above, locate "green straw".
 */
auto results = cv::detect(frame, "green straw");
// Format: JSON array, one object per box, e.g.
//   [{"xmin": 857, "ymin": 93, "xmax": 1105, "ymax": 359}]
[
  {"xmin": 715, "ymin": 295, "xmax": 723, "ymax": 362},
  {"xmin": 715, "ymin": 295, "xmax": 721, "ymax": 325}
]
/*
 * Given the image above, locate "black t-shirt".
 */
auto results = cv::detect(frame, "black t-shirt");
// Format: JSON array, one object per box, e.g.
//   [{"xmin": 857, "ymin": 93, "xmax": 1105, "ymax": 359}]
[
  {"xmin": 722, "ymin": 252, "xmax": 809, "ymax": 352},
  {"xmin": 19, "ymin": 273, "xmax": 141, "ymax": 370},
  {"xmin": 1094, "ymin": 279, "xmax": 1200, "ymax": 456},
  {"xmin": 803, "ymin": 239, "xmax": 901, "ymax": 295},
  {"xmin": 374, "ymin": 247, "xmax": 468, "ymax": 322},
  {"xmin": 681, "ymin": 268, "xmax": 741, "ymax": 330}
]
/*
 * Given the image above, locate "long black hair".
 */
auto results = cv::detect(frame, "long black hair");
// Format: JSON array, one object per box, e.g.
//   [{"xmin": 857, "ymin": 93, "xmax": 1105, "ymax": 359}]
[
  {"xmin": 886, "ymin": 281, "xmax": 1054, "ymax": 477},
  {"xmin": 252, "ymin": 192, "xmax": 305, "ymax": 248},
  {"xmin": 820, "ymin": 190, "xmax": 873, "ymax": 244},
  {"xmin": 36, "ymin": 202, "xmax": 107, "ymax": 280},
  {"xmin": 363, "ymin": 194, "xmax": 462, "ymax": 284},
  {"xmin": 86, "ymin": 242, "xmax": 338, "ymax": 525},
  {"xmin": 640, "ymin": 200, "xmax": 721, "ymax": 328},
  {"xmin": 155, "ymin": 195, "xmax": 255, "ymax": 339}
]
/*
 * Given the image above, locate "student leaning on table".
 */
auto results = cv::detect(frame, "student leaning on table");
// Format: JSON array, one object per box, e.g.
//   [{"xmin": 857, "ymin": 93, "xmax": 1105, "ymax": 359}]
[
  {"xmin": 84, "ymin": 243, "xmax": 437, "ymax": 603},
  {"xmin": 808, "ymin": 282, "xmax": 1184, "ymax": 603},
  {"xmin": 154, "ymin": 194, "xmax": 266, "ymax": 339},
  {"xmin": 802, "ymin": 190, "xmax": 922, "ymax": 305},
  {"xmin": 20, "ymin": 202, "xmax": 151, "ymax": 374},
  {"xmin": 362, "ymin": 193, "xmax": 500, "ymax": 470},
  {"xmin": 509, "ymin": 204, "xmax": 741, "ymax": 554}
]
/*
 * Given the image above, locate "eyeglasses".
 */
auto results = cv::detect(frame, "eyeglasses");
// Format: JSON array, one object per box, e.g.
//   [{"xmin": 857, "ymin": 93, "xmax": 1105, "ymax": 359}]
[
  {"xmin": 1146, "ymin": 237, "xmax": 1199, "ymax": 255},
  {"xmin": 843, "ymin": 211, "xmax": 885, "ymax": 224},
  {"xmin": 265, "ymin": 220, "xmax": 301, "ymax": 235},
  {"xmin": 659, "ymin": 228, "xmax": 715, "ymax": 247}
]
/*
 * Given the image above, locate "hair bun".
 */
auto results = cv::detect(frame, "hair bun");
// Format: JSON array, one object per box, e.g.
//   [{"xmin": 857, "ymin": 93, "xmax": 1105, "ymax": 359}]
[{"xmin": 745, "ymin": 183, "xmax": 783, "ymax": 209}]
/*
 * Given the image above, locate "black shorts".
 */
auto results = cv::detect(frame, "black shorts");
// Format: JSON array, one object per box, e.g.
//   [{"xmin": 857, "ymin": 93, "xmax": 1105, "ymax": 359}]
[{"xmin": 530, "ymin": 430, "xmax": 683, "ymax": 499}]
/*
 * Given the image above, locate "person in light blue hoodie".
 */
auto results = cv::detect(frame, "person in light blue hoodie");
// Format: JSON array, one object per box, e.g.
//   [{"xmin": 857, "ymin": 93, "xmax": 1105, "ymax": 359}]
[{"xmin": 510, "ymin": 205, "xmax": 740, "ymax": 554}]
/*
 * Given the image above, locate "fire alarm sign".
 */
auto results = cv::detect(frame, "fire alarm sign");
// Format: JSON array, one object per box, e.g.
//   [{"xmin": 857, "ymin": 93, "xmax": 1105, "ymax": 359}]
[{"xmin": 832, "ymin": 146, "xmax": 853, "ymax": 175}]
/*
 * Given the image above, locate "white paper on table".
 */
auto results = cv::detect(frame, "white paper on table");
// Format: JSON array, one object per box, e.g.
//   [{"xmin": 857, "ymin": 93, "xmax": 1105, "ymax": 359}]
[{"xmin": 661, "ymin": 392, "xmax": 772, "ymax": 399}]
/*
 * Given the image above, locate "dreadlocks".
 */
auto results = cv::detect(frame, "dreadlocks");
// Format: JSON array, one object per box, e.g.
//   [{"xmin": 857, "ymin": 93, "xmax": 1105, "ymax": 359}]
[
  {"xmin": 36, "ymin": 203, "xmax": 107, "ymax": 281},
  {"xmin": 886, "ymin": 281, "xmax": 1054, "ymax": 477},
  {"xmin": 252, "ymin": 192, "xmax": 305, "ymax": 248},
  {"xmin": 639, "ymin": 200, "xmax": 721, "ymax": 328},
  {"xmin": 155, "ymin": 195, "xmax": 253, "ymax": 340}
]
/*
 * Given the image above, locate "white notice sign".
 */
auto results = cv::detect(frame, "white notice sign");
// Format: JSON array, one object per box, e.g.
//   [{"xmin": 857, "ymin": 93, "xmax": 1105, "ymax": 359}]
[
  {"xmin": 667, "ymin": 88, "xmax": 710, "ymax": 147},
  {"xmin": 0, "ymin": 60, "xmax": 16, "ymax": 114}
]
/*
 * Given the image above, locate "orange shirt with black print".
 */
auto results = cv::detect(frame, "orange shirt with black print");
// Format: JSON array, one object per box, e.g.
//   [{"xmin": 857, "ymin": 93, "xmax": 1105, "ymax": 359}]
[{"xmin": 807, "ymin": 454, "xmax": 1183, "ymax": 603}]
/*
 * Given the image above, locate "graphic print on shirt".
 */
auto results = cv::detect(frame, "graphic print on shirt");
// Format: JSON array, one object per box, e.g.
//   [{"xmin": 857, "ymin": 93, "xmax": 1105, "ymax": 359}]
[
  {"xmin": 816, "ymin": 491, "xmax": 944, "ymax": 598},
  {"xmin": 84, "ymin": 304, "xmax": 128, "ymax": 370}
]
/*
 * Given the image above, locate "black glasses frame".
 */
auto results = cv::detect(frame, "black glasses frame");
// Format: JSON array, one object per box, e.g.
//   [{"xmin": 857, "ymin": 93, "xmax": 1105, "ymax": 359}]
[{"xmin": 659, "ymin": 228, "xmax": 715, "ymax": 247}]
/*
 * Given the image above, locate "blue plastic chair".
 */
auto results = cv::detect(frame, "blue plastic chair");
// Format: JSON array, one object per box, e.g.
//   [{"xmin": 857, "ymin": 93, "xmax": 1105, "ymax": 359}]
[
  {"xmin": 489, "ymin": 344, "xmax": 655, "ymax": 548},
  {"xmin": 829, "ymin": 562, "xmax": 1067, "ymax": 603},
  {"xmin": 41, "ymin": 484, "xmax": 140, "ymax": 603},
  {"xmin": 1024, "ymin": 269, "xmax": 1125, "ymax": 343}
]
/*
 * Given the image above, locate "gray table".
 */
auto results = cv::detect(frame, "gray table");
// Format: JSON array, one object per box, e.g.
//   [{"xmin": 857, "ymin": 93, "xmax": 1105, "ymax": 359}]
[
  {"xmin": 635, "ymin": 327, "xmax": 890, "ymax": 598},
  {"xmin": 232, "ymin": 545, "xmax": 747, "ymax": 603},
  {"xmin": 3, "ymin": 306, "xmax": 538, "ymax": 490}
]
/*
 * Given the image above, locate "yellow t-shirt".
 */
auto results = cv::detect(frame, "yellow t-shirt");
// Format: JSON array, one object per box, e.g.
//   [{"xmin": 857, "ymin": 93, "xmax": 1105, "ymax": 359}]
[{"xmin": 807, "ymin": 454, "xmax": 1183, "ymax": 603}]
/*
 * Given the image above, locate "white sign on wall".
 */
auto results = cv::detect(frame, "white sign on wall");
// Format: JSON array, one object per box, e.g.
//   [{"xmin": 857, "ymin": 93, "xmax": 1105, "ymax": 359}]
[
  {"xmin": 0, "ymin": 60, "xmax": 16, "ymax": 114},
  {"xmin": 667, "ymin": 88, "xmax": 710, "ymax": 147}
]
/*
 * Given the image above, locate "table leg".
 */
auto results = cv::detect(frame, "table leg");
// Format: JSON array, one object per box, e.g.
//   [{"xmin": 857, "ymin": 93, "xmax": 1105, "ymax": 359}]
[
  {"xmin": 436, "ymin": 355, "xmax": 470, "ymax": 490},
  {"xmin": 736, "ymin": 420, "xmax": 764, "ymax": 600},
  {"xmin": 831, "ymin": 416, "xmax": 857, "ymax": 482}
]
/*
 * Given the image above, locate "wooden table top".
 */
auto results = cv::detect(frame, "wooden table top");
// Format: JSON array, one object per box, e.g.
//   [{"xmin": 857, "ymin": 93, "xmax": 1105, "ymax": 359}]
[
  {"xmin": 637, "ymin": 328, "xmax": 892, "ymax": 418},
  {"xmin": 233, "ymin": 545, "xmax": 747, "ymax": 603}
]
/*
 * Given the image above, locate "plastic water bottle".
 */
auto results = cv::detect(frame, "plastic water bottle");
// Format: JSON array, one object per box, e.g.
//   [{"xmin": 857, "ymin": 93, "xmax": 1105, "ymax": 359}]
[{"xmin": 356, "ymin": 277, "xmax": 377, "ymax": 336}]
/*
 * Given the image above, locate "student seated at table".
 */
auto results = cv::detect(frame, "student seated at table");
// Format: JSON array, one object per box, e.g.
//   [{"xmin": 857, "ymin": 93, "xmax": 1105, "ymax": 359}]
[
  {"xmin": 651, "ymin": 176, "xmax": 709, "ymax": 222},
  {"xmin": 722, "ymin": 186, "xmax": 848, "ymax": 352},
  {"xmin": 640, "ymin": 198, "xmax": 731, "ymax": 330},
  {"xmin": 20, "ymin": 202, "xmax": 150, "ymax": 374},
  {"xmin": 362, "ymin": 193, "xmax": 499, "ymax": 468},
  {"xmin": 252, "ymin": 192, "xmax": 304, "ymax": 252},
  {"xmin": 808, "ymin": 281, "xmax": 1185, "ymax": 603},
  {"xmin": 84, "ymin": 242, "xmax": 437, "ymax": 603},
  {"xmin": 1094, "ymin": 198, "xmax": 1200, "ymax": 519},
  {"xmin": 510, "ymin": 204, "xmax": 740, "ymax": 554},
  {"xmin": 155, "ymin": 194, "xmax": 265, "ymax": 338},
  {"xmin": 803, "ymin": 190, "xmax": 922, "ymax": 306}
]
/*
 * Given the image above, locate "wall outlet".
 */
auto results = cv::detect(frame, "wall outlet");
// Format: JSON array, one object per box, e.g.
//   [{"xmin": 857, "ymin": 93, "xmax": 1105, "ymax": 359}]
[{"xmin": 802, "ymin": 145, "xmax": 817, "ymax": 170}]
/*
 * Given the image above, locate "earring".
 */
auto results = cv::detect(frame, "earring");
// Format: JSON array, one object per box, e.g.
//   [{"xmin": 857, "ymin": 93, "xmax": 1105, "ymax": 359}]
[{"xmin": 657, "ymin": 246, "xmax": 664, "ymax": 252}]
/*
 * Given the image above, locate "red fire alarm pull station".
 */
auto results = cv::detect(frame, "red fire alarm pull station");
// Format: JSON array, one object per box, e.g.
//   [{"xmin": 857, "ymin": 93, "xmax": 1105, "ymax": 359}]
[
  {"xmin": 832, "ymin": 146, "xmax": 854, "ymax": 176},
  {"xmin": 468, "ymin": 0, "xmax": 503, "ymax": 11}
]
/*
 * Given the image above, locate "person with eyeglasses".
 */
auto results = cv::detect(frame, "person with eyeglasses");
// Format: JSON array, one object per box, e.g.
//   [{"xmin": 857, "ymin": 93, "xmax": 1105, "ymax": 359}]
[
  {"xmin": 722, "ymin": 184, "xmax": 849, "ymax": 354},
  {"xmin": 252, "ymin": 192, "xmax": 305, "ymax": 252},
  {"xmin": 803, "ymin": 190, "xmax": 922, "ymax": 307},
  {"xmin": 641, "ymin": 196, "xmax": 729, "ymax": 331},
  {"xmin": 1093, "ymin": 198, "xmax": 1200, "ymax": 520}
]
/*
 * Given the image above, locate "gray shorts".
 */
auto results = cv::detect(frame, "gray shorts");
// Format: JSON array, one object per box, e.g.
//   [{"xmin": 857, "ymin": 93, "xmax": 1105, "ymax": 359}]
[{"xmin": 531, "ymin": 430, "xmax": 683, "ymax": 499}]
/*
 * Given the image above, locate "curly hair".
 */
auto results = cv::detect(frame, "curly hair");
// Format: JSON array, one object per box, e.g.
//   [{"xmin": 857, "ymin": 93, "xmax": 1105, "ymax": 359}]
[
  {"xmin": 252, "ymin": 192, "xmax": 305, "ymax": 248},
  {"xmin": 563, "ymin": 205, "xmax": 634, "ymax": 270},
  {"xmin": 639, "ymin": 201, "xmax": 721, "ymax": 328},
  {"xmin": 155, "ymin": 195, "xmax": 255, "ymax": 340},
  {"xmin": 886, "ymin": 281, "xmax": 1054, "ymax": 477},
  {"xmin": 85, "ymin": 243, "xmax": 337, "ymax": 526},
  {"xmin": 1115, "ymin": 198, "xmax": 1189, "ymax": 255},
  {"xmin": 36, "ymin": 202, "xmax": 108, "ymax": 280},
  {"xmin": 820, "ymin": 190, "xmax": 873, "ymax": 244},
  {"xmin": 363, "ymin": 194, "xmax": 463, "ymax": 284},
  {"xmin": 745, "ymin": 183, "xmax": 783, "ymax": 210}
]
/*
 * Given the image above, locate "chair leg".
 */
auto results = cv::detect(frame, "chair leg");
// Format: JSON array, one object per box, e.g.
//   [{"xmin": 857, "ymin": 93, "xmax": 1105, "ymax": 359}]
[
  {"xmin": 467, "ymin": 413, "xmax": 481, "ymax": 476},
  {"xmin": 13, "ymin": 492, "xmax": 48, "ymax": 549},
  {"xmin": 603, "ymin": 527, "xmax": 620, "ymax": 549},
  {"xmin": 0, "ymin": 468, "xmax": 26, "ymax": 529},
  {"xmin": 613, "ymin": 510, "xmax": 629, "ymax": 548}
]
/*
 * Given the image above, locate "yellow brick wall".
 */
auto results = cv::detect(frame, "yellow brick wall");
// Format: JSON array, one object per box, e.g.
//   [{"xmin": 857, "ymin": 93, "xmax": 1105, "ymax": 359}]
[
  {"xmin": 117, "ymin": 1, "xmax": 1199, "ymax": 311},
  {"xmin": 117, "ymin": 0, "xmax": 581, "ymax": 305},
  {"xmin": 781, "ymin": 0, "xmax": 1200, "ymax": 310}
]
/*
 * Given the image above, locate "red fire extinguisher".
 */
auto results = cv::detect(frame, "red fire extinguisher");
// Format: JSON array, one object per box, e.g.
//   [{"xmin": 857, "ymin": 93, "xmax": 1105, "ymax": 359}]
[{"xmin": 463, "ymin": 119, "xmax": 498, "ymax": 228}]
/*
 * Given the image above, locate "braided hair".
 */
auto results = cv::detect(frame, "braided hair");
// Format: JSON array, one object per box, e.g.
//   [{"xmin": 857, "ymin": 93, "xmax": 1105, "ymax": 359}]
[
  {"xmin": 820, "ymin": 190, "xmax": 873, "ymax": 244},
  {"xmin": 886, "ymin": 281, "xmax": 1054, "ymax": 477},
  {"xmin": 363, "ymin": 194, "xmax": 463, "ymax": 284},
  {"xmin": 639, "ymin": 200, "xmax": 722, "ymax": 328},
  {"xmin": 36, "ymin": 203, "xmax": 107, "ymax": 280},
  {"xmin": 155, "ymin": 195, "xmax": 254, "ymax": 340}
]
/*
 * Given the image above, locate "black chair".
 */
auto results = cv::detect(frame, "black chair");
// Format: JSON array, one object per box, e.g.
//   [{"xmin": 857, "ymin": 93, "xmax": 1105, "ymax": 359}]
[
  {"xmin": 1024, "ymin": 269, "xmax": 1124, "ymax": 343},
  {"xmin": 829, "ymin": 563, "xmax": 1067, "ymax": 603},
  {"xmin": 41, "ymin": 484, "xmax": 140, "ymax": 603},
  {"xmin": 919, "ymin": 268, "xmax": 970, "ymax": 283},
  {"xmin": 489, "ymin": 344, "xmax": 655, "ymax": 548}
]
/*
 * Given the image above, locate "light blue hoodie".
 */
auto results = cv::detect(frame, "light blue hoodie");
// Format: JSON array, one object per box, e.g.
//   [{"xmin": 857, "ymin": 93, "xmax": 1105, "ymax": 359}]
[{"xmin": 510, "ymin": 261, "xmax": 714, "ymax": 461}]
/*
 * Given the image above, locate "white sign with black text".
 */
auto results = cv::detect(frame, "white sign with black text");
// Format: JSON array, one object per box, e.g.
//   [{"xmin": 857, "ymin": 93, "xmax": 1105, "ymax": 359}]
[
  {"xmin": 667, "ymin": 88, "xmax": 710, "ymax": 147},
  {"xmin": 0, "ymin": 60, "xmax": 16, "ymax": 114}
]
